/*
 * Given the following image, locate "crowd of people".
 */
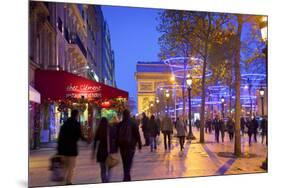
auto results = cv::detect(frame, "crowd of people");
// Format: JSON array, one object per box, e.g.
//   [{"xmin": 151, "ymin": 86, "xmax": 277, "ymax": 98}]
[{"xmin": 54, "ymin": 109, "xmax": 268, "ymax": 185}]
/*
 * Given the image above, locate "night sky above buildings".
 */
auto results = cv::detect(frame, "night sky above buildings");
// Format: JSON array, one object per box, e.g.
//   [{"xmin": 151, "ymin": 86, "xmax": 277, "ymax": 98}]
[
  {"xmin": 101, "ymin": 5, "xmax": 264, "ymax": 114},
  {"xmin": 102, "ymin": 5, "xmax": 161, "ymax": 114}
]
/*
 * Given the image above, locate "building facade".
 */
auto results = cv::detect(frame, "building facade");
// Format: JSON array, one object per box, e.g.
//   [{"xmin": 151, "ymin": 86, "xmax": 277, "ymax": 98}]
[{"xmin": 28, "ymin": 2, "xmax": 118, "ymax": 149}]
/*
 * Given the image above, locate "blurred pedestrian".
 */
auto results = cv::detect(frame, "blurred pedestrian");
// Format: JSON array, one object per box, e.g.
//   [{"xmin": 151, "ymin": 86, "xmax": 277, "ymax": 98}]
[
  {"xmin": 220, "ymin": 117, "xmax": 225, "ymax": 143},
  {"xmin": 117, "ymin": 109, "xmax": 142, "ymax": 181},
  {"xmin": 148, "ymin": 115, "xmax": 160, "ymax": 152},
  {"xmin": 226, "ymin": 116, "xmax": 235, "ymax": 142},
  {"xmin": 195, "ymin": 119, "xmax": 200, "ymax": 131},
  {"xmin": 92, "ymin": 117, "xmax": 118, "ymax": 183},
  {"xmin": 213, "ymin": 115, "xmax": 222, "ymax": 143},
  {"xmin": 175, "ymin": 116, "xmax": 187, "ymax": 151},
  {"xmin": 252, "ymin": 116, "xmax": 259, "ymax": 143},
  {"xmin": 57, "ymin": 109, "xmax": 88, "ymax": 185},
  {"xmin": 161, "ymin": 113, "xmax": 174, "ymax": 151},
  {"xmin": 141, "ymin": 112, "xmax": 150, "ymax": 146},
  {"xmin": 261, "ymin": 116, "xmax": 268, "ymax": 145},
  {"xmin": 246, "ymin": 117, "xmax": 255, "ymax": 146},
  {"xmin": 205, "ymin": 118, "xmax": 212, "ymax": 134}
]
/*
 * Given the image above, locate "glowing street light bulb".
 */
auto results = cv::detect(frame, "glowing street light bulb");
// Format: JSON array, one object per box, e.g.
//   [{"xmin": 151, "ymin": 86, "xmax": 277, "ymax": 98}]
[
  {"xmin": 186, "ymin": 74, "xmax": 192, "ymax": 87},
  {"xmin": 259, "ymin": 88, "xmax": 265, "ymax": 97},
  {"xmin": 165, "ymin": 93, "xmax": 170, "ymax": 98},
  {"xmin": 170, "ymin": 75, "xmax": 175, "ymax": 82},
  {"xmin": 156, "ymin": 99, "xmax": 160, "ymax": 103}
]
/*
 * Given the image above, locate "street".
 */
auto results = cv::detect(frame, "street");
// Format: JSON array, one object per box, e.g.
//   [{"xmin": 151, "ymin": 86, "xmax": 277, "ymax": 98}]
[{"xmin": 29, "ymin": 128, "xmax": 267, "ymax": 187}]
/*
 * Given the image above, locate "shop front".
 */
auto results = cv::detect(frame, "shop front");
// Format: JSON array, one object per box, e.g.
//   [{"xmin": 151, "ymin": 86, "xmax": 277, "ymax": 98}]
[{"xmin": 34, "ymin": 69, "xmax": 128, "ymax": 144}]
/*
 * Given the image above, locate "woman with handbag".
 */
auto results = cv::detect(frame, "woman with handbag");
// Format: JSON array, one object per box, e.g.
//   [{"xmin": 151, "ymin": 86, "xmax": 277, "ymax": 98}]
[{"xmin": 92, "ymin": 117, "xmax": 119, "ymax": 183}]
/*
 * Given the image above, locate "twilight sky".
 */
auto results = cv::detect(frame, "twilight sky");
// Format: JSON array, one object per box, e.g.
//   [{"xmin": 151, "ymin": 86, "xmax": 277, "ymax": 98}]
[
  {"xmin": 101, "ymin": 5, "xmax": 265, "ymax": 114},
  {"xmin": 101, "ymin": 5, "xmax": 162, "ymax": 114}
]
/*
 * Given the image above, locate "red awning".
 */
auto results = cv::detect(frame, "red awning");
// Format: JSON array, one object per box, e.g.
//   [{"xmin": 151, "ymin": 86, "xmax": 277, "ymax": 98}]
[{"xmin": 34, "ymin": 69, "xmax": 128, "ymax": 102}]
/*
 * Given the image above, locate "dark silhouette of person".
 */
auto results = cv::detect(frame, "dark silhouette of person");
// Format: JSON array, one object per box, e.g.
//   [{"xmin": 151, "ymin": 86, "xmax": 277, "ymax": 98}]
[
  {"xmin": 116, "ymin": 109, "xmax": 142, "ymax": 181},
  {"xmin": 226, "ymin": 117, "xmax": 235, "ymax": 142},
  {"xmin": 161, "ymin": 113, "xmax": 173, "ymax": 151},
  {"xmin": 148, "ymin": 115, "xmax": 160, "ymax": 152},
  {"xmin": 92, "ymin": 117, "xmax": 118, "ymax": 183},
  {"xmin": 57, "ymin": 109, "xmax": 87, "ymax": 185},
  {"xmin": 141, "ymin": 112, "xmax": 149, "ymax": 146},
  {"xmin": 213, "ymin": 115, "xmax": 222, "ymax": 143}
]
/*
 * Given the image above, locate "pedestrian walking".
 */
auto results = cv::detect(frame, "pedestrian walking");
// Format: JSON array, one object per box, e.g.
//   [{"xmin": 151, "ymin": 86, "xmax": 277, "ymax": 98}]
[
  {"xmin": 116, "ymin": 109, "xmax": 142, "ymax": 181},
  {"xmin": 92, "ymin": 117, "xmax": 118, "ymax": 183},
  {"xmin": 57, "ymin": 109, "xmax": 88, "ymax": 185},
  {"xmin": 161, "ymin": 114, "xmax": 174, "ymax": 151},
  {"xmin": 141, "ymin": 112, "xmax": 150, "ymax": 146},
  {"xmin": 148, "ymin": 115, "xmax": 160, "ymax": 152},
  {"xmin": 175, "ymin": 116, "xmax": 187, "ymax": 151},
  {"xmin": 195, "ymin": 119, "xmax": 200, "ymax": 131},
  {"xmin": 252, "ymin": 116, "xmax": 259, "ymax": 143},
  {"xmin": 246, "ymin": 117, "xmax": 255, "ymax": 146},
  {"xmin": 205, "ymin": 118, "xmax": 212, "ymax": 134},
  {"xmin": 213, "ymin": 115, "xmax": 222, "ymax": 143},
  {"xmin": 261, "ymin": 116, "xmax": 268, "ymax": 145},
  {"xmin": 220, "ymin": 117, "xmax": 225, "ymax": 143},
  {"xmin": 226, "ymin": 117, "xmax": 235, "ymax": 142}
]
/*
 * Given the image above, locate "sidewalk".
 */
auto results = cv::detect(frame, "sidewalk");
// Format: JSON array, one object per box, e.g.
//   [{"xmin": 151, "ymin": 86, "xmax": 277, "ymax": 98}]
[{"xmin": 29, "ymin": 128, "xmax": 267, "ymax": 187}]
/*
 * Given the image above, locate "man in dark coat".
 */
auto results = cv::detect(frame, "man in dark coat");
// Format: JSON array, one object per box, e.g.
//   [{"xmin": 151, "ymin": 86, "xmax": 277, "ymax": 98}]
[
  {"xmin": 117, "ymin": 109, "xmax": 142, "ymax": 181},
  {"xmin": 252, "ymin": 116, "xmax": 259, "ymax": 143},
  {"xmin": 247, "ymin": 117, "xmax": 256, "ymax": 146},
  {"xmin": 57, "ymin": 109, "xmax": 87, "ymax": 185},
  {"xmin": 226, "ymin": 117, "xmax": 235, "ymax": 142},
  {"xmin": 213, "ymin": 115, "xmax": 222, "ymax": 143},
  {"xmin": 147, "ymin": 115, "xmax": 160, "ymax": 152},
  {"xmin": 141, "ymin": 112, "xmax": 150, "ymax": 146}
]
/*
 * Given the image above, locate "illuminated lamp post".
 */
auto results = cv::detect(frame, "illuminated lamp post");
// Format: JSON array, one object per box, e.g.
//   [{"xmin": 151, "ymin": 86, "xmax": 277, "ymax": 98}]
[
  {"xmin": 156, "ymin": 98, "xmax": 160, "ymax": 117},
  {"xmin": 260, "ymin": 16, "xmax": 268, "ymax": 171},
  {"xmin": 186, "ymin": 74, "xmax": 195, "ymax": 140},
  {"xmin": 165, "ymin": 91, "xmax": 170, "ymax": 116},
  {"xmin": 221, "ymin": 96, "xmax": 225, "ymax": 119},
  {"xmin": 259, "ymin": 88, "xmax": 265, "ymax": 117}
]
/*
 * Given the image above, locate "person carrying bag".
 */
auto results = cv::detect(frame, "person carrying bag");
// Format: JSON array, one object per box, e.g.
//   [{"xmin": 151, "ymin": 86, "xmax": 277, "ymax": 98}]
[{"xmin": 92, "ymin": 117, "xmax": 119, "ymax": 183}]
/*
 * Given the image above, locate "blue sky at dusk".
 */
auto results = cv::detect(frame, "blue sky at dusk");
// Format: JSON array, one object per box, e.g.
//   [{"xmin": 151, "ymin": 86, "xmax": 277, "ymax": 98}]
[
  {"xmin": 101, "ymin": 5, "xmax": 265, "ymax": 114},
  {"xmin": 101, "ymin": 5, "xmax": 162, "ymax": 114}
]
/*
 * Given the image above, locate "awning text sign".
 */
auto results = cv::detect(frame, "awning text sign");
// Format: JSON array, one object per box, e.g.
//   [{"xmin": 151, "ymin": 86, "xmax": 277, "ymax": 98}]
[{"xmin": 35, "ymin": 70, "xmax": 128, "ymax": 102}]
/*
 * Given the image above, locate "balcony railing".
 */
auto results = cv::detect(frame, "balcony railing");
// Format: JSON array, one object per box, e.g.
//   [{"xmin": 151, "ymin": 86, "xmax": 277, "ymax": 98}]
[{"xmin": 69, "ymin": 33, "xmax": 87, "ymax": 58}]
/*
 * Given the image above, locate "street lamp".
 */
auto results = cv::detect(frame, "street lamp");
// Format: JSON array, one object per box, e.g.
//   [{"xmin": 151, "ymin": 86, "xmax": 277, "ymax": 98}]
[
  {"xmin": 156, "ymin": 98, "xmax": 160, "ymax": 117},
  {"xmin": 260, "ymin": 16, "xmax": 267, "ymax": 171},
  {"xmin": 221, "ymin": 96, "xmax": 225, "ymax": 119},
  {"xmin": 260, "ymin": 16, "xmax": 268, "ymax": 42},
  {"xmin": 170, "ymin": 75, "xmax": 176, "ymax": 82},
  {"xmin": 247, "ymin": 78, "xmax": 253, "ymax": 116},
  {"xmin": 259, "ymin": 88, "xmax": 265, "ymax": 117},
  {"xmin": 186, "ymin": 74, "xmax": 195, "ymax": 140},
  {"xmin": 165, "ymin": 91, "xmax": 170, "ymax": 116}
]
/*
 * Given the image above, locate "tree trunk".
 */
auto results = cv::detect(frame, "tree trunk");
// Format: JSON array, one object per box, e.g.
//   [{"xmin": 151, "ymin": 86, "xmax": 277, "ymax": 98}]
[
  {"xmin": 182, "ymin": 61, "xmax": 187, "ymax": 119},
  {"xmin": 200, "ymin": 57, "xmax": 207, "ymax": 143},
  {"xmin": 234, "ymin": 15, "xmax": 243, "ymax": 157},
  {"xmin": 199, "ymin": 13, "xmax": 212, "ymax": 143}
]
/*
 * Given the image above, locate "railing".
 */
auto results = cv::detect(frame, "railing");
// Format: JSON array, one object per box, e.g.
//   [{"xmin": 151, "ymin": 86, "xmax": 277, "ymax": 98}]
[{"xmin": 69, "ymin": 33, "xmax": 87, "ymax": 58}]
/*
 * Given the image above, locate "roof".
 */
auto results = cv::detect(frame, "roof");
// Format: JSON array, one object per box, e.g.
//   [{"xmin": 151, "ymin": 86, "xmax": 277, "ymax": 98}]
[{"xmin": 136, "ymin": 61, "xmax": 171, "ymax": 73}]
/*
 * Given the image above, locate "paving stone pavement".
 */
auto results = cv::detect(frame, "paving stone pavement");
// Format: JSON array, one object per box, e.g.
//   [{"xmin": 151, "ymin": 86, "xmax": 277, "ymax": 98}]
[{"xmin": 29, "ymin": 128, "xmax": 267, "ymax": 187}]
